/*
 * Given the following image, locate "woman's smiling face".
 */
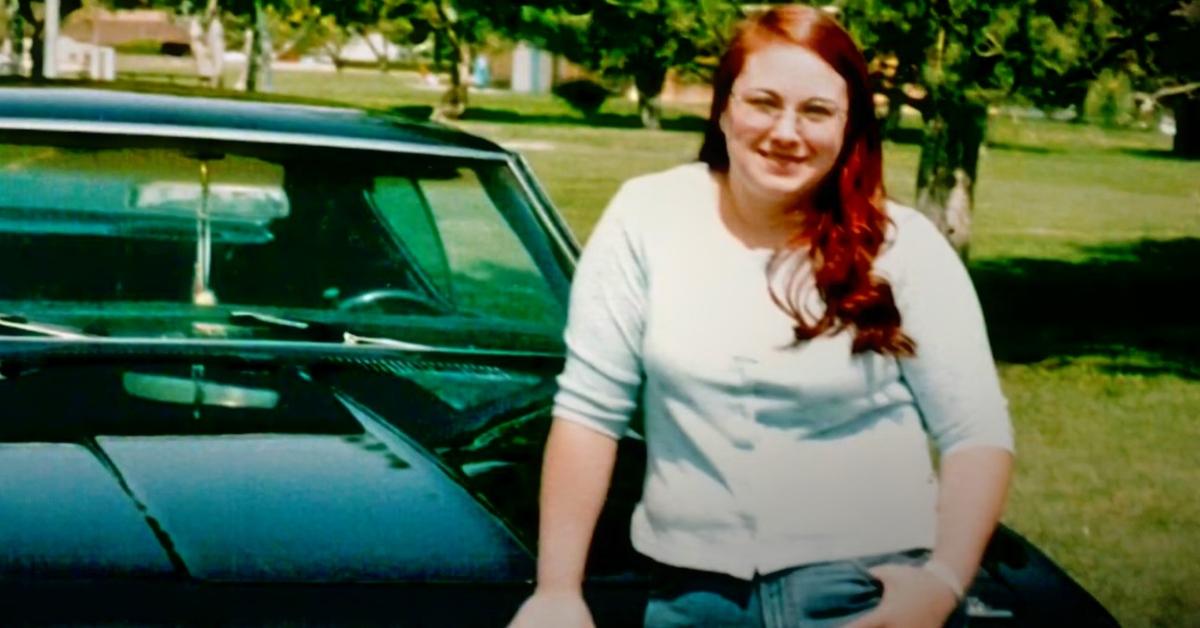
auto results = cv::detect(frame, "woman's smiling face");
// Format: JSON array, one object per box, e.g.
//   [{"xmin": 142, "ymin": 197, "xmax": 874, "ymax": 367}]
[{"xmin": 720, "ymin": 42, "xmax": 849, "ymax": 207}]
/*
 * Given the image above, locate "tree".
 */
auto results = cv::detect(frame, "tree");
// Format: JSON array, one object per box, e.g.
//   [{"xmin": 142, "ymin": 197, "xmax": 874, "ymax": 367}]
[
  {"xmin": 104, "ymin": 0, "xmax": 287, "ymax": 91},
  {"xmin": 1025, "ymin": 0, "xmax": 1198, "ymax": 155},
  {"xmin": 266, "ymin": 0, "xmax": 343, "ymax": 66},
  {"xmin": 2, "ymin": 1, "xmax": 23, "ymax": 75},
  {"xmin": 840, "ymin": 0, "xmax": 1189, "ymax": 258},
  {"xmin": 1127, "ymin": 0, "xmax": 1200, "ymax": 157},
  {"xmin": 413, "ymin": 0, "xmax": 487, "ymax": 120},
  {"xmin": 16, "ymin": 0, "xmax": 83, "ymax": 79},
  {"xmin": 229, "ymin": 0, "xmax": 274, "ymax": 91},
  {"xmin": 310, "ymin": 0, "xmax": 415, "ymax": 72},
  {"xmin": 316, "ymin": 0, "xmax": 499, "ymax": 119},
  {"xmin": 492, "ymin": 0, "xmax": 740, "ymax": 129}
]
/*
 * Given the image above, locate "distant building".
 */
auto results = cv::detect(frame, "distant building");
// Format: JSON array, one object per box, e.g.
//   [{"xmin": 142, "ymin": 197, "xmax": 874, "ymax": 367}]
[
  {"xmin": 510, "ymin": 43, "xmax": 554, "ymax": 93},
  {"xmin": 56, "ymin": 36, "xmax": 116, "ymax": 81},
  {"xmin": 337, "ymin": 33, "xmax": 408, "ymax": 64},
  {"xmin": 62, "ymin": 7, "xmax": 190, "ymax": 55}
]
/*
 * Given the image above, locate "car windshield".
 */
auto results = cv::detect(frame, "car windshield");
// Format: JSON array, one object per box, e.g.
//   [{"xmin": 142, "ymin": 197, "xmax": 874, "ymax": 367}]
[{"xmin": 0, "ymin": 134, "xmax": 568, "ymax": 352}]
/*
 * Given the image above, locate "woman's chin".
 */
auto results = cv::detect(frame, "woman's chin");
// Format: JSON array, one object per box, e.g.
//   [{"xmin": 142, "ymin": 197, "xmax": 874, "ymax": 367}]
[{"xmin": 747, "ymin": 171, "xmax": 815, "ymax": 202}]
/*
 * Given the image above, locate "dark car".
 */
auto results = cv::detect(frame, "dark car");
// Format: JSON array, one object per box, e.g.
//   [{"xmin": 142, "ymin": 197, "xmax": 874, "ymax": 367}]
[{"xmin": 0, "ymin": 86, "xmax": 1115, "ymax": 627}]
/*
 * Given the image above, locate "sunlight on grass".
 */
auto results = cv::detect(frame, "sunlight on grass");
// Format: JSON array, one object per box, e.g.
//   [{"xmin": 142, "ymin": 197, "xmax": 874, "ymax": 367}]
[{"xmin": 1002, "ymin": 360, "xmax": 1200, "ymax": 626}]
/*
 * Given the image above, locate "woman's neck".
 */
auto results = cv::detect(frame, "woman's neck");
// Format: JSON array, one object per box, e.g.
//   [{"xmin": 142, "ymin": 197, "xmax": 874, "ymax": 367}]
[{"xmin": 719, "ymin": 173, "xmax": 810, "ymax": 250}]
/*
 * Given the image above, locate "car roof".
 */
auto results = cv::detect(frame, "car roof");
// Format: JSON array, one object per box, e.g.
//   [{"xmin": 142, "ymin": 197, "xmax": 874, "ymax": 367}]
[{"xmin": 0, "ymin": 84, "xmax": 509, "ymax": 159}]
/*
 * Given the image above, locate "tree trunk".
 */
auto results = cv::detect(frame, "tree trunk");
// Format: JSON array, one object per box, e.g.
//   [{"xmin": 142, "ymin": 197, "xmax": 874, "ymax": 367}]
[
  {"xmin": 882, "ymin": 89, "xmax": 904, "ymax": 139},
  {"xmin": 432, "ymin": 0, "xmax": 469, "ymax": 121},
  {"xmin": 637, "ymin": 92, "xmax": 662, "ymax": 130},
  {"xmin": 355, "ymin": 28, "xmax": 390, "ymax": 73},
  {"xmin": 1173, "ymin": 95, "xmax": 1200, "ymax": 159},
  {"xmin": 205, "ymin": 0, "xmax": 225, "ymax": 89},
  {"xmin": 29, "ymin": 23, "xmax": 42, "ymax": 80},
  {"xmin": 324, "ymin": 38, "xmax": 345, "ymax": 73},
  {"xmin": 436, "ymin": 36, "xmax": 470, "ymax": 120},
  {"xmin": 242, "ymin": 0, "xmax": 271, "ymax": 93},
  {"xmin": 634, "ymin": 66, "xmax": 667, "ymax": 130},
  {"xmin": 4, "ymin": 4, "xmax": 24, "ymax": 76},
  {"xmin": 243, "ymin": 23, "xmax": 258, "ymax": 92},
  {"xmin": 256, "ymin": 1, "xmax": 271, "ymax": 91},
  {"xmin": 914, "ymin": 98, "xmax": 988, "ymax": 261}
]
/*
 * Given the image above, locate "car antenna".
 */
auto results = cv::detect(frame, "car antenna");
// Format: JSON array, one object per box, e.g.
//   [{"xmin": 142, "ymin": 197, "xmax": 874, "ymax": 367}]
[{"xmin": 193, "ymin": 159, "xmax": 217, "ymax": 307}]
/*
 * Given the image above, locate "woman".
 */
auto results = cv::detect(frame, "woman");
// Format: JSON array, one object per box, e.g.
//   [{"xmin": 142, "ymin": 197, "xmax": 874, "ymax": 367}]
[{"xmin": 510, "ymin": 6, "xmax": 1013, "ymax": 627}]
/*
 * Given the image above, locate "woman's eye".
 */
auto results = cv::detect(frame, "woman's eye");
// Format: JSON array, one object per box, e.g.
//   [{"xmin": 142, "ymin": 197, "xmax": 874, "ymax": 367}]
[
  {"xmin": 800, "ymin": 103, "xmax": 837, "ymax": 121},
  {"xmin": 749, "ymin": 98, "xmax": 782, "ymax": 113}
]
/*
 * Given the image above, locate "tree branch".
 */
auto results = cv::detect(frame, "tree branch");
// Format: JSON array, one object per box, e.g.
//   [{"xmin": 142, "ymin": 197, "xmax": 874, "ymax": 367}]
[
  {"xmin": 1153, "ymin": 82, "xmax": 1200, "ymax": 99},
  {"xmin": 973, "ymin": 30, "xmax": 1004, "ymax": 58},
  {"xmin": 1059, "ymin": 0, "xmax": 1183, "ymax": 85}
]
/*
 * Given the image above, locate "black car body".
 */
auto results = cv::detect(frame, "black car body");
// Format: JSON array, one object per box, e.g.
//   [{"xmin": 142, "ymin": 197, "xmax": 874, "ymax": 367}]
[{"xmin": 0, "ymin": 86, "xmax": 1115, "ymax": 627}]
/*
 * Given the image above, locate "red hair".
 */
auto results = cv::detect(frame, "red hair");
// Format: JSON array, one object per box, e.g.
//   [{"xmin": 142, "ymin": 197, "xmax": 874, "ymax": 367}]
[{"xmin": 699, "ymin": 5, "xmax": 914, "ymax": 356}]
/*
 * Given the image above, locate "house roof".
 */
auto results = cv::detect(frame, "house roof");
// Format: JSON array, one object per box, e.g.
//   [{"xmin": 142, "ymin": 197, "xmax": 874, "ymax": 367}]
[{"xmin": 61, "ymin": 8, "xmax": 193, "ymax": 46}]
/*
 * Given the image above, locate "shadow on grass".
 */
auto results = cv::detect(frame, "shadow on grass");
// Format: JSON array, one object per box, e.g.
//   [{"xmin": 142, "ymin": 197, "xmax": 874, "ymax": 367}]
[
  {"xmin": 387, "ymin": 104, "xmax": 436, "ymax": 120},
  {"xmin": 1117, "ymin": 147, "xmax": 1198, "ymax": 161},
  {"xmin": 883, "ymin": 129, "xmax": 1060, "ymax": 154},
  {"xmin": 450, "ymin": 106, "xmax": 709, "ymax": 132},
  {"xmin": 972, "ymin": 237, "xmax": 1200, "ymax": 379},
  {"xmin": 983, "ymin": 141, "xmax": 1060, "ymax": 155},
  {"xmin": 883, "ymin": 126, "xmax": 925, "ymax": 146}
]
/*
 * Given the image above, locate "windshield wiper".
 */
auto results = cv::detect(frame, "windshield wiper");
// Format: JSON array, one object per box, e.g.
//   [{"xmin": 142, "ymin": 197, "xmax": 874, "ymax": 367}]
[
  {"xmin": 0, "ymin": 314, "xmax": 92, "ymax": 339},
  {"xmin": 228, "ymin": 310, "xmax": 439, "ymax": 351},
  {"xmin": 227, "ymin": 310, "xmax": 560, "ymax": 358}
]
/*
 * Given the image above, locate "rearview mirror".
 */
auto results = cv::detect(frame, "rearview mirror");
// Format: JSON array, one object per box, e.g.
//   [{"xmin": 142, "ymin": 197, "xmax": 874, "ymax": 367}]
[{"xmin": 129, "ymin": 182, "xmax": 290, "ymax": 223}]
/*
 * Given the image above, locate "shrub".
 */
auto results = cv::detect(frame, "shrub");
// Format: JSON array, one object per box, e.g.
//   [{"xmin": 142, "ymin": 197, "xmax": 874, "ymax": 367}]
[
  {"xmin": 552, "ymin": 79, "xmax": 612, "ymax": 117},
  {"xmin": 114, "ymin": 40, "xmax": 178, "ymax": 56},
  {"xmin": 1084, "ymin": 70, "xmax": 1135, "ymax": 128}
]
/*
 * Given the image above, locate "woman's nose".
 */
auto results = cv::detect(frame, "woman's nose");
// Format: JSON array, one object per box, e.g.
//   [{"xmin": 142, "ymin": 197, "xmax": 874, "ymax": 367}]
[{"xmin": 767, "ymin": 110, "xmax": 803, "ymax": 144}]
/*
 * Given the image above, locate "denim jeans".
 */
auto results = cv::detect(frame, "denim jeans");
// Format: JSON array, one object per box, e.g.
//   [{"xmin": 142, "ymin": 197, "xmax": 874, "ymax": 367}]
[{"xmin": 643, "ymin": 548, "xmax": 968, "ymax": 628}]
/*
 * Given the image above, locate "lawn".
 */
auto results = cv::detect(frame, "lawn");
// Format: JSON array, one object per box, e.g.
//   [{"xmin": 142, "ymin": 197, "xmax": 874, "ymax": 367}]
[{"xmin": 123, "ymin": 61, "xmax": 1199, "ymax": 626}]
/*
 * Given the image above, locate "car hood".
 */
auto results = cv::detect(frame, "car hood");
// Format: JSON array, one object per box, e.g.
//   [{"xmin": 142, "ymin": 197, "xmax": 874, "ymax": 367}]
[{"xmin": 0, "ymin": 360, "xmax": 535, "ymax": 583}]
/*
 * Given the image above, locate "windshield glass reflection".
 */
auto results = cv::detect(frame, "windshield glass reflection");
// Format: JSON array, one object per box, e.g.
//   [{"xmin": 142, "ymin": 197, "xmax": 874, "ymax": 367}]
[{"xmin": 0, "ymin": 137, "xmax": 567, "ymax": 351}]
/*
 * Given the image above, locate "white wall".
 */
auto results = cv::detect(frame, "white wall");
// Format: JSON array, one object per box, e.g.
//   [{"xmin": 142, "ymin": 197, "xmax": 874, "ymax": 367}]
[{"xmin": 511, "ymin": 42, "xmax": 553, "ymax": 93}]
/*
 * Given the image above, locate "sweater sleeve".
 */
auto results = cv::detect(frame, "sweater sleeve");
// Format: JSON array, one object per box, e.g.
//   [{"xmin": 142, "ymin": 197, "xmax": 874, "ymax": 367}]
[
  {"xmin": 889, "ymin": 210, "xmax": 1015, "ymax": 456},
  {"xmin": 552, "ymin": 181, "xmax": 649, "ymax": 440}
]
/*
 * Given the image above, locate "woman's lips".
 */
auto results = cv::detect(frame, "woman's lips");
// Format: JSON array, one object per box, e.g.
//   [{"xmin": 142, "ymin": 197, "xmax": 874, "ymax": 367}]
[{"xmin": 759, "ymin": 149, "xmax": 803, "ymax": 170}]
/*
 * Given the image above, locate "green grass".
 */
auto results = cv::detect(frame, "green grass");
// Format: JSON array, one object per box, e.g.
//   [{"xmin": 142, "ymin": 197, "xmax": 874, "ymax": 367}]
[
  {"xmin": 1001, "ymin": 360, "xmax": 1200, "ymax": 627},
  {"xmin": 114, "ymin": 60, "xmax": 1200, "ymax": 626}
]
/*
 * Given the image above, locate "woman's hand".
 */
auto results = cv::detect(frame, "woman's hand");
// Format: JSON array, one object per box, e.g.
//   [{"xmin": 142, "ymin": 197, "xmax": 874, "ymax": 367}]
[
  {"xmin": 845, "ymin": 564, "xmax": 958, "ymax": 628},
  {"xmin": 507, "ymin": 589, "xmax": 596, "ymax": 628}
]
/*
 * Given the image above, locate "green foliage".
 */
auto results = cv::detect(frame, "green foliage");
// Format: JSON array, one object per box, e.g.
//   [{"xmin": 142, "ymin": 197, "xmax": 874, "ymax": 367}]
[
  {"xmin": 1084, "ymin": 69, "xmax": 1136, "ymax": 127},
  {"xmin": 481, "ymin": 0, "xmax": 740, "ymax": 126},
  {"xmin": 113, "ymin": 39, "xmax": 172, "ymax": 55},
  {"xmin": 841, "ymin": 0, "xmax": 1190, "ymax": 113},
  {"xmin": 260, "ymin": 1, "xmax": 344, "ymax": 59},
  {"xmin": 846, "ymin": 0, "xmax": 1055, "ymax": 108},
  {"xmin": 838, "ymin": 0, "xmax": 1200, "ymax": 204}
]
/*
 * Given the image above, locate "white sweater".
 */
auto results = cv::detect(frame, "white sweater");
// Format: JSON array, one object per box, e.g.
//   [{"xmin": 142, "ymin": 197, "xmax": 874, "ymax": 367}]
[{"xmin": 553, "ymin": 162, "xmax": 1013, "ymax": 579}]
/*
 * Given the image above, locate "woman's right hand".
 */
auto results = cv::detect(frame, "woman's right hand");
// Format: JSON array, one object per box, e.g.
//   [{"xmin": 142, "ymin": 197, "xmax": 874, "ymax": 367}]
[
  {"xmin": 510, "ymin": 419, "xmax": 618, "ymax": 627},
  {"xmin": 507, "ymin": 589, "xmax": 595, "ymax": 628}
]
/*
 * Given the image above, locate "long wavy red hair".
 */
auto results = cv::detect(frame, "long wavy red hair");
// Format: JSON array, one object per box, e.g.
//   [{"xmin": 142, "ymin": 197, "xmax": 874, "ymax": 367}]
[{"xmin": 699, "ymin": 5, "xmax": 914, "ymax": 356}]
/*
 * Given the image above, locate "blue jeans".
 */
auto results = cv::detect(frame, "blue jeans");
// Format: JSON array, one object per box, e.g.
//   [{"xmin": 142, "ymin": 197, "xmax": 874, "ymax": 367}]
[{"xmin": 643, "ymin": 549, "xmax": 968, "ymax": 628}]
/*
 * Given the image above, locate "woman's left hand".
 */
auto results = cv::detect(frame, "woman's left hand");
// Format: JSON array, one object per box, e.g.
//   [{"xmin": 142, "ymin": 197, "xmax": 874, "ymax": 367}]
[{"xmin": 844, "ymin": 564, "xmax": 959, "ymax": 628}]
